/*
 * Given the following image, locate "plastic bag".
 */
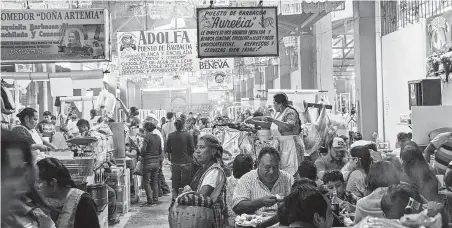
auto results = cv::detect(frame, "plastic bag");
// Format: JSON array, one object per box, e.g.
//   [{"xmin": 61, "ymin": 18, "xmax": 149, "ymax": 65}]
[
  {"xmin": 96, "ymin": 90, "xmax": 116, "ymax": 114},
  {"xmin": 133, "ymin": 160, "xmax": 142, "ymax": 176}
]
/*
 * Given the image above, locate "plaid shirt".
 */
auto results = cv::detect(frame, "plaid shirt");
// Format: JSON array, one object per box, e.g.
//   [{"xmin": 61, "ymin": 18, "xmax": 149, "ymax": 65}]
[{"xmin": 232, "ymin": 170, "xmax": 294, "ymax": 214}]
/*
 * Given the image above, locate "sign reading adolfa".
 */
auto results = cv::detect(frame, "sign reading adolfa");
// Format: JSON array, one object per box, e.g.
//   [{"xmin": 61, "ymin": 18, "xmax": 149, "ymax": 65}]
[
  {"xmin": 1, "ymin": 9, "xmax": 110, "ymax": 63},
  {"xmin": 197, "ymin": 7, "xmax": 279, "ymax": 58},
  {"xmin": 117, "ymin": 29, "xmax": 198, "ymax": 77}
]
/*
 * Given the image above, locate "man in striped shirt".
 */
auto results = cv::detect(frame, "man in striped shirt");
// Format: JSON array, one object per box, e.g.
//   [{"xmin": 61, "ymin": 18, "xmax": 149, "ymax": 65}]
[
  {"xmin": 232, "ymin": 147, "xmax": 294, "ymax": 214},
  {"xmin": 424, "ymin": 131, "xmax": 452, "ymax": 174}
]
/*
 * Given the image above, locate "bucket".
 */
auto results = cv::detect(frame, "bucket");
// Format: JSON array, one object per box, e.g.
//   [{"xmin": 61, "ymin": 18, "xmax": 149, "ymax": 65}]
[
  {"xmin": 257, "ymin": 130, "xmax": 271, "ymax": 141},
  {"xmin": 87, "ymin": 184, "xmax": 108, "ymax": 212}
]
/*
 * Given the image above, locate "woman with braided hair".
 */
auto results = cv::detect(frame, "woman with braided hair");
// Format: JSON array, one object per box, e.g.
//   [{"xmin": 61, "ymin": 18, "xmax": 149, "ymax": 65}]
[
  {"xmin": 189, "ymin": 134, "xmax": 227, "ymax": 228},
  {"xmin": 262, "ymin": 93, "xmax": 305, "ymax": 176}
]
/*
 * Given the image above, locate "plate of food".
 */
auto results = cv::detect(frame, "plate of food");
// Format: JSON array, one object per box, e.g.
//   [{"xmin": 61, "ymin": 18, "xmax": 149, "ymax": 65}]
[
  {"xmin": 399, "ymin": 210, "xmax": 438, "ymax": 228},
  {"xmin": 235, "ymin": 214, "xmax": 271, "ymax": 227}
]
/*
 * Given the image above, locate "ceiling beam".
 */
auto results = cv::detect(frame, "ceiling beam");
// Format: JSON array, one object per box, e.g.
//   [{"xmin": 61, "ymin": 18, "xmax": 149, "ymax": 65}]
[{"xmin": 299, "ymin": 12, "xmax": 321, "ymax": 29}]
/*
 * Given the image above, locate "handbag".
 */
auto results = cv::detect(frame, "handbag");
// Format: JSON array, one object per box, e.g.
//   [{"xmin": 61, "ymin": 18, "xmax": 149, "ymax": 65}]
[{"xmin": 133, "ymin": 157, "xmax": 143, "ymax": 176}]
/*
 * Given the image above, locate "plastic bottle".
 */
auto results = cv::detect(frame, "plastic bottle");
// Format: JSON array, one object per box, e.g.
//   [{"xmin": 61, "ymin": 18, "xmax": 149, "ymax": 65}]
[{"xmin": 331, "ymin": 188, "xmax": 340, "ymax": 215}]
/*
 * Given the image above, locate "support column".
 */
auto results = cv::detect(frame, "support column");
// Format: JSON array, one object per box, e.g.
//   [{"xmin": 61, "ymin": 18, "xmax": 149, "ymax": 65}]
[
  {"xmin": 314, "ymin": 14, "xmax": 334, "ymax": 104},
  {"xmin": 353, "ymin": 1, "xmax": 379, "ymax": 139},
  {"xmin": 300, "ymin": 31, "xmax": 316, "ymax": 90},
  {"xmin": 46, "ymin": 64, "xmax": 55, "ymax": 114}
]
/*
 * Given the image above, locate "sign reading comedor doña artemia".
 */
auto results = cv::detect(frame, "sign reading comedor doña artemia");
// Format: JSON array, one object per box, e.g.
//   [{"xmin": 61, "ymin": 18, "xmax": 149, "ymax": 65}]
[
  {"xmin": 197, "ymin": 7, "xmax": 279, "ymax": 58},
  {"xmin": 1, "ymin": 9, "xmax": 110, "ymax": 63}
]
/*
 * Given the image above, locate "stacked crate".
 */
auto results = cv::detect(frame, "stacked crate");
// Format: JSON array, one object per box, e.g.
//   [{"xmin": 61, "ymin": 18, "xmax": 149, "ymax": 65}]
[{"xmin": 116, "ymin": 168, "xmax": 131, "ymax": 214}]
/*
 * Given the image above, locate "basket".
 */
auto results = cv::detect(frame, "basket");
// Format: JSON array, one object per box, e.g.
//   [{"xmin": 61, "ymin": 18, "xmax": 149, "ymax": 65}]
[{"xmin": 170, "ymin": 205, "xmax": 214, "ymax": 228}]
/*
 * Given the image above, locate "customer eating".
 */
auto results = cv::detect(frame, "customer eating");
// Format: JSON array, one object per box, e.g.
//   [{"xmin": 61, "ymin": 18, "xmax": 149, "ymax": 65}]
[
  {"xmin": 233, "ymin": 147, "xmax": 294, "ymax": 215},
  {"xmin": 354, "ymin": 161, "xmax": 400, "ymax": 223},
  {"xmin": 322, "ymin": 170, "xmax": 357, "ymax": 212},
  {"xmin": 284, "ymin": 182, "xmax": 333, "ymax": 228}
]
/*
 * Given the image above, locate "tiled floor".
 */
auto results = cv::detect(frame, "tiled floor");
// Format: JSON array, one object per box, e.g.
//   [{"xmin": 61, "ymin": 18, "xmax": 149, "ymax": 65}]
[{"xmin": 115, "ymin": 164, "xmax": 172, "ymax": 228}]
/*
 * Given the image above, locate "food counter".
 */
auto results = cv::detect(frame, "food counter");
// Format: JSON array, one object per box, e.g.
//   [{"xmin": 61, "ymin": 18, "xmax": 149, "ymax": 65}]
[{"xmin": 49, "ymin": 135, "xmax": 114, "ymax": 228}]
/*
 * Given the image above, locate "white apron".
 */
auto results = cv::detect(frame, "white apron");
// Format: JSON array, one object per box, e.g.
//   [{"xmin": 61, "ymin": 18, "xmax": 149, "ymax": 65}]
[
  {"xmin": 271, "ymin": 109, "xmax": 299, "ymax": 176},
  {"xmin": 15, "ymin": 125, "xmax": 48, "ymax": 162}
]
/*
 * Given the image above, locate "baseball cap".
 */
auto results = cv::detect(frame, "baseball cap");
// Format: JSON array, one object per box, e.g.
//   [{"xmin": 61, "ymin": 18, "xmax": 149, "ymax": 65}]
[{"xmin": 332, "ymin": 137, "xmax": 347, "ymax": 151}]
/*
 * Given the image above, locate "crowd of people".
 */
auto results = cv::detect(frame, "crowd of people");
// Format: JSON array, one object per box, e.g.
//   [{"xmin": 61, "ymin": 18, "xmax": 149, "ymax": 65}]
[{"xmin": 2, "ymin": 92, "xmax": 452, "ymax": 228}]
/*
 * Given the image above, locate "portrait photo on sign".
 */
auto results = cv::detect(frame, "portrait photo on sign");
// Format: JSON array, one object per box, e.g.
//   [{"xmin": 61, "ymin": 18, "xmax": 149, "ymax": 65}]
[
  {"xmin": 65, "ymin": 28, "xmax": 84, "ymax": 48},
  {"xmin": 119, "ymin": 33, "xmax": 137, "ymax": 52},
  {"xmin": 59, "ymin": 25, "xmax": 105, "ymax": 59}
]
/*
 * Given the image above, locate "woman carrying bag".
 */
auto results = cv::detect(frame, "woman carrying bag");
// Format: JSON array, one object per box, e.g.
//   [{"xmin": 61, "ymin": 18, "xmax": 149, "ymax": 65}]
[{"xmin": 170, "ymin": 134, "xmax": 227, "ymax": 228}]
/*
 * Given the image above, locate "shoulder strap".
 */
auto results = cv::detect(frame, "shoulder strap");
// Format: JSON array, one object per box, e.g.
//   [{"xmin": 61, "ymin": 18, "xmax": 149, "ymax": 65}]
[
  {"xmin": 197, "ymin": 163, "xmax": 226, "ymax": 195},
  {"xmin": 55, "ymin": 189, "xmax": 85, "ymax": 228}
]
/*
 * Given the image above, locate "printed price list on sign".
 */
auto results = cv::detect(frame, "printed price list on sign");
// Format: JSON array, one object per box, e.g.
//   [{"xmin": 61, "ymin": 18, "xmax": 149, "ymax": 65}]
[{"xmin": 197, "ymin": 7, "xmax": 279, "ymax": 58}]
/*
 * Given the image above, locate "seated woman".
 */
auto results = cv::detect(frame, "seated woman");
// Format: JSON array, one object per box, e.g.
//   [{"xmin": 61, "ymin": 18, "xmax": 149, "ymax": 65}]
[
  {"xmin": 400, "ymin": 141, "xmax": 440, "ymax": 202},
  {"xmin": 1, "ymin": 130, "xmax": 55, "ymax": 228},
  {"xmin": 381, "ymin": 183, "xmax": 447, "ymax": 227},
  {"xmin": 381, "ymin": 183, "xmax": 428, "ymax": 219},
  {"xmin": 36, "ymin": 157, "xmax": 100, "ymax": 228},
  {"xmin": 226, "ymin": 154, "xmax": 254, "ymax": 227},
  {"xmin": 284, "ymin": 182, "xmax": 333, "ymax": 228},
  {"xmin": 12, "ymin": 108, "xmax": 57, "ymax": 162},
  {"xmin": 354, "ymin": 161, "xmax": 400, "ymax": 224},
  {"xmin": 187, "ymin": 134, "xmax": 227, "ymax": 228},
  {"xmin": 346, "ymin": 146, "xmax": 373, "ymax": 198}
]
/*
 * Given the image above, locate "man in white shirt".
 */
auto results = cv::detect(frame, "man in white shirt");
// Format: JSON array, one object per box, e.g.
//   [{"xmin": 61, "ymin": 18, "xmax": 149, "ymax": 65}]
[
  {"xmin": 161, "ymin": 112, "xmax": 177, "ymax": 145},
  {"xmin": 233, "ymin": 147, "xmax": 294, "ymax": 214}
]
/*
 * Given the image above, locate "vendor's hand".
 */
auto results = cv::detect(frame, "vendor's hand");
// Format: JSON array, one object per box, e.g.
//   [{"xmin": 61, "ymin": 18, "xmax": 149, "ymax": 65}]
[
  {"xmin": 36, "ymin": 144, "xmax": 50, "ymax": 151},
  {"xmin": 426, "ymin": 201, "xmax": 443, "ymax": 216},
  {"xmin": 260, "ymin": 196, "xmax": 278, "ymax": 207},
  {"xmin": 263, "ymin": 117, "xmax": 274, "ymax": 123},
  {"xmin": 48, "ymin": 144, "xmax": 58, "ymax": 150},
  {"xmin": 340, "ymin": 201, "xmax": 356, "ymax": 212},
  {"xmin": 303, "ymin": 100, "xmax": 308, "ymax": 112}
]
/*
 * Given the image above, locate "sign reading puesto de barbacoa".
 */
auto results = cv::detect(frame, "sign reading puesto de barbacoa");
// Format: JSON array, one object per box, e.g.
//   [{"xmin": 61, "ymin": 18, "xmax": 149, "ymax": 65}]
[{"xmin": 197, "ymin": 7, "xmax": 279, "ymax": 58}]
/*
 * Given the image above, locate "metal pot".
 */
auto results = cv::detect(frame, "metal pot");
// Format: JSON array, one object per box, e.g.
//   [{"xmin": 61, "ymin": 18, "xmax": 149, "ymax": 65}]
[{"xmin": 86, "ymin": 184, "xmax": 108, "ymax": 212}]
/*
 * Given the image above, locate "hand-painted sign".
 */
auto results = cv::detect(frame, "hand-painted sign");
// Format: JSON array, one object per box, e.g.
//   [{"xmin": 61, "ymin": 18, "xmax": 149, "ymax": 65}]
[
  {"xmin": 1, "ymin": 8, "xmax": 110, "ymax": 63},
  {"xmin": 197, "ymin": 7, "xmax": 279, "ymax": 58},
  {"xmin": 117, "ymin": 29, "xmax": 198, "ymax": 77}
]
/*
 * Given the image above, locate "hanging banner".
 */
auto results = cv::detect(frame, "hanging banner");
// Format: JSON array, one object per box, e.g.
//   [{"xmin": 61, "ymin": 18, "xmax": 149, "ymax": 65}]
[
  {"xmin": 1, "ymin": 8, "xmax": 110, "ymax": 63},
  {"xmin": 196, "ymin": 6, "xmax": 279, "ymax": 58},
  {"xmin": 427, "ymin": 11, "xmax": 452, "ymax": 55},
  {"xmin": 201, "ymin": 59, "xmax": 234, "ymax": 90},
  {"xmin": 117, "ymin": 29, "xmax": 198, "ymax": 78},
  {"xmin": 206, "ymin": 70, "xmax": 233, "ymax": 90},
  {"xmin": 199, "ymin": 58, "xmax": 234, "ymax": 71}
]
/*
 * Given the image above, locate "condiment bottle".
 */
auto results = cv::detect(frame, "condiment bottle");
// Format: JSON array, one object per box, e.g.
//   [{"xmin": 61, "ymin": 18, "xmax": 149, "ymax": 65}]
[{"xmin": 331, "ymin": 188, "xmax": 340, "ymax": 216}]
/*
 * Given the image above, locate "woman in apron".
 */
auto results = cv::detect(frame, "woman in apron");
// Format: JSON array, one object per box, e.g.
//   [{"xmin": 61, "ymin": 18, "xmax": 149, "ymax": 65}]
[
  {"xmin": 12, "ymin": 108, "xmax": 57, "ymax": 162},
  {"xmin": 36, "ymin": 158, "xmax": 100, "ymax": 228},
  {"xmin": 263, "ymin": 93, "xmax": 305, "ymax": 176}
]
